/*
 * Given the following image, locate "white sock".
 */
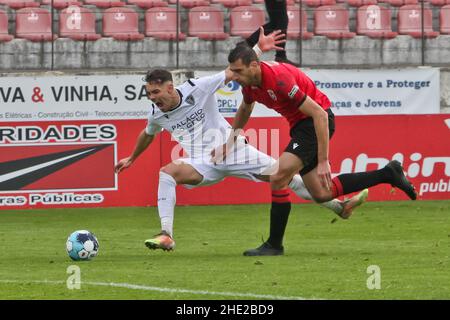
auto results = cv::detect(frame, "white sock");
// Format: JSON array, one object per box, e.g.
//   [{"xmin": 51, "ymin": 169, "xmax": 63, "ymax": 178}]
[
  {"xmin": 157, "ymin": 171, "xmax": 177, "ymax": 237},
  {"xmin": 288, "ymin": 174, "xmax": 312, "ymax": 200},
  {"xmin": 289, "ymin": 174, "xmax": 343, "ymax": 214}
]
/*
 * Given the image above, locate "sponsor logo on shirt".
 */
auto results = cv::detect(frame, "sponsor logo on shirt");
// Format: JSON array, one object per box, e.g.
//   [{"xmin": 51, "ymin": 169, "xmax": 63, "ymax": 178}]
[{"xmin": 171, "ymin": 109, "xmax": 205, "ymax": 131}]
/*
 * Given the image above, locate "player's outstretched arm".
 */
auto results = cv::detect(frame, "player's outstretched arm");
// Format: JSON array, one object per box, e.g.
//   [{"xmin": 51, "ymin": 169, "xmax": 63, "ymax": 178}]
[
  {"xmin": 255, "ymin": 26, "xmax": 286, "ymax": 54},
  {"xmin": 231, "ymin": 100, "xmax": 255, "ymax": 132},
  {"xmin": 115, "ymin": 129, "xmax": 155, "ymax": 174}
]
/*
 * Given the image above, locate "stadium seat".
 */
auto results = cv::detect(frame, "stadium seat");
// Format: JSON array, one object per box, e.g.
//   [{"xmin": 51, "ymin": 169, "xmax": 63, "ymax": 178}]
[
  {"xmin": 250, "ymin": 0, "xmax": 295, "ymax": 6},
  {"xmin": 84, "ymin": 0, "xmax": 126, "ymax": 8},
  {"xmin": 397, "ymin": 4, "xmax": 439, "ymax": 38},
  {"xmin": 145, "ymin": 7, "xmax": 186, "ymax": 40},
  {"xmin": 230, "ymin": 5, "xmax": 265, "ymax": 38},
  {"xmin": 211, "ymin": 0, "xmax": 252, "ymax": 8},
  {"xmin": 188, "ymin": 6, "xmax": 229, "ymax": 40},
  {"xmin": 15, "ymin": 8, "xmax": 57, "ymax": 41},
  {"xmin": 127, "ymin": 0, "xmax": 168, "ymax": 9},
  {"xmin": 429, "ymin": 0, "xmax": 450, "ymax": 6},
  {"xmin": 314, "ymin": 5, "xmax": 356, "ymax": 39},
  {"xmin": 0, "ymin": 9, "xmax": 13, "ymax": 42},
  {"xmin": 0, "ymin": 0, "xmax": 39, "ymax": 9},
  {"xmin": 440, "ymin": 4, "xmax": 450, "ymax": 34},
  {"xmin": 384, "ymin": 0, "xmax": 418, "ymax": 7},
  {"xmin": 286, "ymin": 6, "xmax": 313, "ymax": 39},
  {"xmin": 103, "ymin": 7, "xmax": 145, "ymax": 40},
  {"xmin": 304, "ymin": 0, "xmax": 337, "ymax": 7},
  {"xmin": 41, "ymin": 0, "xmax": 83, "ymax": 9},
  {"xmin": 59, "ymin": 6, "xmax": 101, "ymax": 41},
  {"xmin": 168, "ymin": 0, "xmax": 210, "ymax": 9},
  {"xmin": 356, "ymin": 4, "xmax": 397, "ymax": 38},
  {"xmin": 347, "ymin": 0, "xmax": 377, "ymax": 7}
]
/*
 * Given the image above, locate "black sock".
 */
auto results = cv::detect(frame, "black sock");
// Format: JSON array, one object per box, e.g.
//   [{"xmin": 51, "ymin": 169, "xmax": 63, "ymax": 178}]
[
  {"xmin": 334, "ymin": 167, "xmax": 393, "ymax": 196},
  {"xmin": 267, "ymin": 190, "xmax": 291, "ymax": 248}
]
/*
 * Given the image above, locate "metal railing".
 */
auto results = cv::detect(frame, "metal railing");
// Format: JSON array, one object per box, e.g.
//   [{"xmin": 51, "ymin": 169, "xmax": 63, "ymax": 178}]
[{"xmin": 0, "ymin": 0, "xmax": 447, "ymax": 71}]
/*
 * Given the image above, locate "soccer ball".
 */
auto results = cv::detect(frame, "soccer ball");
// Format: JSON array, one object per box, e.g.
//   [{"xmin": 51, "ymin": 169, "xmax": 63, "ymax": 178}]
[{"xmin": 66, "ymin": 230, "xmax": 99, "ymax": 261}]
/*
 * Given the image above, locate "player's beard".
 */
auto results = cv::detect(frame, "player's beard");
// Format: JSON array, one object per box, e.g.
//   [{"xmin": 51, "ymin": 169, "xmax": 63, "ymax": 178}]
[{"xmin": 250, "ymin": 74, "xmax": 260, "ymax": 86}]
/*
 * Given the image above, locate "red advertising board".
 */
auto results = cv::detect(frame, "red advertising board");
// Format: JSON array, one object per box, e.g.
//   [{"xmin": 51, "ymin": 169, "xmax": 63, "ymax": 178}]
[
  {"xmin": 173, "ymin": 114, "xmax": 450, "ymax": 205},
  {"xmin": 0, "ymin": 121, "xmax": 160, "ymax": 209},
  {"xmin": 329, "ymin": 114, "xmax": 450, "ymax": 201},
  {"xmin": 0, "ymin": 114, "xmax": 449, "ymax": 209}
]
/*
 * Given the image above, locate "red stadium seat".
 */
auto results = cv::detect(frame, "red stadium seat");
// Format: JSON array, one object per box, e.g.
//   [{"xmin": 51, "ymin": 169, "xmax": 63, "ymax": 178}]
[
  {"xmin": 41, "ymin": 0, "xmax": 83, "ymax": 9},
  {"xmin": 429, "ymin": 0, "xmax": 450, "ymax": 6},
  {"xmin": 0, "ymin": 0, "xmax": 39, "ymax": 9},
  {"xmin": 252, "ymin": 0, "xmax": 294, "ymax": 4},
  {"xmin": 230, "ymin": 5, "xmax": 265, "ymax": 38},
  {"xmin": 168, "ymin": 0, "xmax": 210, "ymax": 9},
  {"xmin": 84, "ymin": 0, "xmax": 126, "ymax": 8},
  {"xmin": 103, "ymin": 7, "xmax": 145, "ymax": 40},
  {"xmin": 211, "ymin": 0, "xmax": 252, "ymax": 8},
  {"xmin": 314, "ymin": 5, "xmax": 356, "ymax": 39},
  {"xmin": 304, "ymin": 0, "xmax": 336, "ymax": 7},
  {"xmin": 188, "ymin": 6, "xmax": 229, "ymax": 40},
  {"xmin": 356, "ymin": 4, "xmax": 397, "ymax": 38},
  {"xmin": 59, "ymin": 6, "xmax": 101, "ymax": 41},
  {"xmin": 384, "ymin": 0, "xmax": 418, "ymax": 7},
  {"xmin": 347, "ymin": 0, "xmax": 377, "ymax": 7},
  {"xmin": 0, "ymin": 9, "xmax": 13, "ymax": 42},
  {"xmin": 145, "ymin": 7, "xmax": 186, "ymax": 40},
  {"xmin": 15, "ymin": 8, "xmax": 57, "ymax": 41},
  {"xmin": 397, "ymin": 4, "xmax": 439, "ymax": 38},
  {"xmin": 127, "ymin": 0, "xmax": 168, "ymax": 9},
  {"xmin": 286, "ymin": 6, "xmax": 313, "ymax": 39},
  {"xmin": 440, "ymin": 4, "xmax": 450, "ymax": 34}
]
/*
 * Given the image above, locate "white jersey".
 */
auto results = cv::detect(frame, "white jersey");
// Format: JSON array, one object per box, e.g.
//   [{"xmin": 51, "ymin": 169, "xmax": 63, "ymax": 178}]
[{"xmin": 145, "ymin": 71, "xmax": 238, "ymax": 159}]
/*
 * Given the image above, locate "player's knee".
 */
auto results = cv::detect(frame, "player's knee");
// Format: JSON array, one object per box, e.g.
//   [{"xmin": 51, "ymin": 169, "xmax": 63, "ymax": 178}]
[
  {"xmin": 270, "ymin": 172, "xmax": 291, "ymax": 190},
  {"xmin": 160, "ymin": 167, "xmax": 177, "ymax": 180},
  {"xmin": 160, "ymin": 166, "xmax": 170, "ymax": 175}
]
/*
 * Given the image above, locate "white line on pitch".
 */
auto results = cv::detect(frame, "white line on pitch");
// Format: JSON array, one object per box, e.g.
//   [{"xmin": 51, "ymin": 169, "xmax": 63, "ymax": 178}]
[{"xmin": 0, "ymin": 279, "xmax": 315, "ymax": 300}]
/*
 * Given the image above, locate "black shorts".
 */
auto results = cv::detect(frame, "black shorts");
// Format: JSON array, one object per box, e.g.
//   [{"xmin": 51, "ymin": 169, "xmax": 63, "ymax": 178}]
[{"xmin": 284, "ymin": 108, "xmax": 335, "ymax": 176}]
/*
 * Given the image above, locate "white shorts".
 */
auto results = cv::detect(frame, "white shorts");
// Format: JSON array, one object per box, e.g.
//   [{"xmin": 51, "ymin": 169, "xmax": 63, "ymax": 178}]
[{"xmin": 177, "ymin": 142, "xmax": 277, "ymax": 189}]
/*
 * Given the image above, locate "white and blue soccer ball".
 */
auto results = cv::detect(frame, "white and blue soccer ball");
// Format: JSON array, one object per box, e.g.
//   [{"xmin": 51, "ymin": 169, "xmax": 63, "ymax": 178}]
[{"xmin": 66, "ymin": 230, "xmax": 99, "ymax": 261}]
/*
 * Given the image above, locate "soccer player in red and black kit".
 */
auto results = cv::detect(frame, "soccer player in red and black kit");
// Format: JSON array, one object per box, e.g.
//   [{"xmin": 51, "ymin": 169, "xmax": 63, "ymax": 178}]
[{"xmin": 213, "ymin": 44, "xmax": 417, "ymax": 256}]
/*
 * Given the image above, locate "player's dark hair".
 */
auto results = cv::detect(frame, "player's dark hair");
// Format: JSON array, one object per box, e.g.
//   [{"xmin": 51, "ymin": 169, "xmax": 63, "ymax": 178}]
[
  {"xmin": 228, "ymin": 44, "xmax": 258, "ymax": 66},
  {"xmin": 145, "ymin": 69, "xmax": 173, "ymax": 84}
]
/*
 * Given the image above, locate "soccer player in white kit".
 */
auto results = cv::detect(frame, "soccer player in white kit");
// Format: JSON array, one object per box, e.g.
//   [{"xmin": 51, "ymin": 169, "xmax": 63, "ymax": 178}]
[{"xmin": 115, "ymin": 30, "xmax": 368, "ymax": 252}]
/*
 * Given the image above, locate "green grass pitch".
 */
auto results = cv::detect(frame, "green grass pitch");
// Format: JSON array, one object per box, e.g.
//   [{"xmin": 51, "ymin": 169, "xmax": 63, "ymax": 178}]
[{"xmin": 0, "ymin": 200, "xmax": 449, "ymax": 300}]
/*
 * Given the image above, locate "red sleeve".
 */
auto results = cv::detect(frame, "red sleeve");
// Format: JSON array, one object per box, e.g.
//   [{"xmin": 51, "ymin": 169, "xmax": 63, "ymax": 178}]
[
  {"xmin": 279, "ymin": 73, "xmax": 307, "ymax": 106},
  {"xmin": 242, "ymin": 86, "xmax": 254, "ymax": 104}
]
